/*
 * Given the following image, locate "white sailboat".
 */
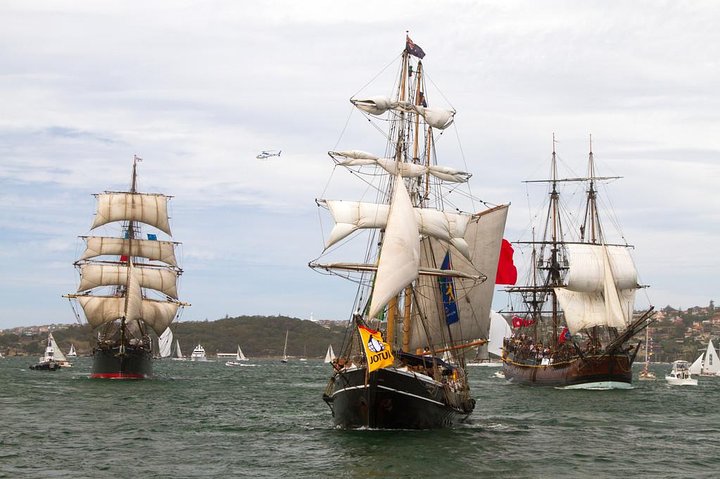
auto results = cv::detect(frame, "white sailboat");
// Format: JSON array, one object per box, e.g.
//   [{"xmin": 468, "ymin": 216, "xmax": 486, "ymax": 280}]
[
  {"xmin": 67, "ymin": 344, "xmax": 78, "ymax": 358},
  {"xmin": 48, "ymin": 333, "xmax": 71, "ymax": 368},
  {"xmin": 225, "ymin": 345, "xmax": 250, "ymax": 366},
  {"xmin": 171, "ymin": 339, "xmax": 187, "ymax": 361},
  {"xmin": 689, "ymin": 338, "xmax": 720, "ymax": 377},
  {"xmin": 281, "ymin": 330, "xmax": 289, "ymax": 363},
  {"xmin": 324, "ymin": 345, "xmax": 336, "ymax": 363},
  {"xmin": 158, "ymin": 328, "xmax": 173, "ymax": 358},
  {"xmin": 31, "ymin": 333, "xmax": 71, "ymax": 369},
  {"xmin": 666, "ymin": 360, "xmax": 698, "ymax": 386}
]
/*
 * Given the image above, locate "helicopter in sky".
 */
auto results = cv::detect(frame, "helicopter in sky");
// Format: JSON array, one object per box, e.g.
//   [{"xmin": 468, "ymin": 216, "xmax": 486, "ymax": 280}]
[{"xmin": 256, "ymin": 150, "xmax": 281, "ymax": 160}]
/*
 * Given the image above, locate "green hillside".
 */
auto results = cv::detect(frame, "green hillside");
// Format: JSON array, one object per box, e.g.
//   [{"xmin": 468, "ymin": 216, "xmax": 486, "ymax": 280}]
[{"xmin": 0, "ymin": 315, "xmax": 348, "ymax": 358}]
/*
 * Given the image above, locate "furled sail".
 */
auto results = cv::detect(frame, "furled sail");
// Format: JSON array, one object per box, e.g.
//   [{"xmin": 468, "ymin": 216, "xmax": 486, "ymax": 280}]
[
  {"xmin": 367, "ymin": 175, "xmax": 420, "ymax": 319},
  {"xmin": 407, "ymin": 205, "xmax": 509, "ymax": 351},
  {"xmin": 554, "ymin": 243, "xmax": 639, "ymax": 334},
  {"xmin": 321, "ymin": 200, "xmax": 471, "ymax": 259},
  {"xmin": 331, "ymin": 152, "xmax": 471, "ymax": 183},
  {"xmin": 350, "ymin": 97, "xmax": 455, "ymax": 130},
  {"xmin": 91, "ymin": 192, "xmax": 172, "ymax": 235},
  {"xmin": 77, "ymin": 263, "xmax": 179, "ymax": 299},
  {"xmin": 80, "ymin": 236, "xmax": 178, "ymax": 267}
]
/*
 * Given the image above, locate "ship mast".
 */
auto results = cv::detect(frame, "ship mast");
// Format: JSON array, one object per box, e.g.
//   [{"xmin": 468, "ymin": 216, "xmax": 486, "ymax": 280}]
[
  {"xmin": 580, "ymin": 135, "xmax": 602, "ymax": 244},
  {"xmin": 547, "ymin": 135, "xmax": 562, "ymax": 346}
]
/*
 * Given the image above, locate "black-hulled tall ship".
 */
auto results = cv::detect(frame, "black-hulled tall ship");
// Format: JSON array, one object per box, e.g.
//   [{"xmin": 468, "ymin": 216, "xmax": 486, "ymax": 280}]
[
  {"xmin": 310, "ymin": 37, "xmax": 510, "ymax": 428},
  {"xmin": 65, "ymin": 156, "xmax": 187, "ymax": 379},
  {"xmin": 501, "ymin": 138, "xmax": 654, "ymax": 389}
]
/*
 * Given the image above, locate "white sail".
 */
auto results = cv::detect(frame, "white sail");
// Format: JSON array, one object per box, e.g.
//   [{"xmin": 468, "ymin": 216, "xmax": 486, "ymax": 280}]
[
  {"xmin": 414, "ymin": 105, "xmax": 455, "ymax": 130},
  {"xmin": 703, "ymin": 339, "xmax": 720, "ymax": 375},
  {"xmin": 324, "ymin": 344, "xmax": 336, "ymax": 363},
  {"xmin": 67, "ymin": 344, "xmax": 77, "ymax": 357},
  {"xmin": 158, "ymin": 328, "xmax": 173, "ymax": 358},
  {"xmin": 77, "ymin": 295, "xmax": 179, "ymax": 336},
  {"xmin": 80, "ymin": 236, "xmax": 178, "ymax": 267},
  {"xmin": 322, "ymin": 200, "xmax": 471, "ymax": 259},
  {"xmin": 367, "ymin": 175, "xmax": 420, "ymax": 319},
  {"xmin": 91, "ymin": 192, "xmax": 172, "ymax": 235},
  {"xmin": 408, "ymin": 205, "xmax": 509, "ymax": 350},
  {"xmin": 174, "ymin": 339, "xmax": 184, "ymax": 359},
  {"xmin": 689, "ymin": 354, "xmax": 703, "ymax": 375},
  {"xmin": 78, "ymin": 263, "xmax": 179, "ymax": 299},
  {"xmin": 237, "ymin": 345, "xmax": 248, "ymax": 361},
  {"xmin": 554, "ymin": 243, "xmax": 639, "ymax": 335},
  {"xmin": 488, "ymin": 310, "xmax": 512, "ymax": 358},
  {"xmin": 48, "ymin": 333, "xmax": 68, "ymax": 362}
]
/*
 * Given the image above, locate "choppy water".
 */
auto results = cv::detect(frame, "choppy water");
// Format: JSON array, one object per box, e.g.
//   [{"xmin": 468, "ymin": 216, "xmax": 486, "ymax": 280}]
[{"xmin": 1, "ymin": 357, "xmax": 718, "ymax": 478}]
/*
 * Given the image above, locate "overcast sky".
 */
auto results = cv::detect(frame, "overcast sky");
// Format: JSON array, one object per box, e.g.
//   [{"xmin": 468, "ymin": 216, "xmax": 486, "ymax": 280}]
[{"xmin": 1, "ymin": 0, "xmax": 718, "ymax": 330}]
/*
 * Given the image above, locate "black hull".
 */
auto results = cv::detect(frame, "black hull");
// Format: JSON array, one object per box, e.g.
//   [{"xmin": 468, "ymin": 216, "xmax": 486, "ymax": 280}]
[
  {"xmin": 30, "ymin": 360, "xmax": 61, "ymax": 371},
  {"xmin": 323, "ymin": 367, "xmax": 474, "ymax": 429},
  {"xmin": 502, "ymin": 352, "xmax": 633, "ymax": 388},
  {"xmin": 91, "ymin": 344, "xmax": 152, "ymax": 379}
]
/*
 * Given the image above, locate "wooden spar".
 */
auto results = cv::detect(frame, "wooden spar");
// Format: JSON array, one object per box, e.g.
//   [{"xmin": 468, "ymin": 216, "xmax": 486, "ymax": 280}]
[
  {"xmin": 431, "ymin": 339, "xmax": 488, "ymax": 355},
  {"xmin": 401, "ymin": 285, "xmax": 412, "ymax": 352},
  {"xmin": 386, "ymin": 297, "xmax": 397, "ymax": 347}
]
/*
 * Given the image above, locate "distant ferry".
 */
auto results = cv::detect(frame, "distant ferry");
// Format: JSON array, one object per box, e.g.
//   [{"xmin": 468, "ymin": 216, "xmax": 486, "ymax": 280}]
[{"xmin": 190, "ymin": 344, "xmax": 208, "ymax": 361}]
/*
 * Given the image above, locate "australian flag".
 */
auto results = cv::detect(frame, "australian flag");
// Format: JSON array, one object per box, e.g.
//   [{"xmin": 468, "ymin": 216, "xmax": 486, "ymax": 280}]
[
  {"xmin": 438, "ymin": 251, "xmax": 459, "ymax": 325},
  {"xmin": 406, "ymin": 36, "xmax": 426, "ymax": 59}
]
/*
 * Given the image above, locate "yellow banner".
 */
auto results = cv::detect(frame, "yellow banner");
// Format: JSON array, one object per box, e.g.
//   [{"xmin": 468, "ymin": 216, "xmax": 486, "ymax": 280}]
[{"xmin": 358, "ymin": 325, "xmax": 394, "ymax": 372}]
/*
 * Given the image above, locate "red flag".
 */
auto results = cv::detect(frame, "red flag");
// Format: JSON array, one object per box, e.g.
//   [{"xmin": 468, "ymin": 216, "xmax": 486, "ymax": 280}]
[
  {"xmin": 512, "ymin": 316, "xmax": 523, "ymax": 328},
  {"xmin": 558, "ymin": 327, "xmax": 571, "ymax": 344},
  {"xmin": 495, "ymin": 239, "xmax": 518, "ymax": 285}
]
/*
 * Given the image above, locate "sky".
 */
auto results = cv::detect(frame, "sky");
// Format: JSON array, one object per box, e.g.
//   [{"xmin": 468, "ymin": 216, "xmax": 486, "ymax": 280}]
[{"xmin": 1, "ymin": 0, "xmax": 719, "ymax": 329}]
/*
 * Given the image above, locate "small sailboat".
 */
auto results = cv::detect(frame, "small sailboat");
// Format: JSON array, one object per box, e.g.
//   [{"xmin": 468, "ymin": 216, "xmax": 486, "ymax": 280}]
[
  {"xmin": 281, "ymin": 330, "xmax": 289, "ymax": 363},
  {"xmin": 171, "ymin": 339, "xmax": 187, "ymax": 361},
  {"xmin": 324, "ymin": 345, "xmax": 336, "ymax": 364},
  {"xmin": 30, "ymin": 333, "xmax": 69, "ymax": 370},
  {"xmin": 665, "ymin": 360, "xmax": 698, "ymax": 386},
  {"xmin": 67, "ymin": 344, "xmax": 78, "ymax": 358},
  {"xmin": 638, "ymin": 319, "xmax": 656, "ymax": 380},
  {"xmin": 190, "ymin": 344, "xmax": 208, "ymax": 361},
  {"xmin": 158, "ymin": 328, "xmax": 173, "ymax": 359},
  {"xmin": 225, "ymin": 345, "xmax": 249, "ymax": 366},
  {"xmin": 64, "ymin": 156, "xmax": 189, "ymax": 379},
  {"xmin": 688, "ymin": 338, "xmax": 720, "ymax": 377}
]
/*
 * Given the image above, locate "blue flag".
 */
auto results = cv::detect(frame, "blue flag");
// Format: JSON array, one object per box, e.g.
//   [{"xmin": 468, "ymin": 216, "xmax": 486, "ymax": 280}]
[
  {"xmin": 147, "ymin": 233, "xmax": 157, "ymax": 241},
  {"xmin": 438, "ymin": 252, "xmax": 459, "ymax": 325},
  {"xmin": 406, "ymin": 36, "xmax": 426, "ymax": 59}
]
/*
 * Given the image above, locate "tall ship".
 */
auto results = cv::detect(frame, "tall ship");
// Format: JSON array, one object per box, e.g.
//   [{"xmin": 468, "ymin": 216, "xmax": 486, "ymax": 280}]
[
  {"xmin": 310, "ymin": 36, "xmax": 510, "ymax": 428},
  {"xmin": 65, "ymin": 156, "xmax": 188, "ymax": 379},
  {"xmin": 501, "ymin": 138, "xmax": 654, "ymax": 389}
]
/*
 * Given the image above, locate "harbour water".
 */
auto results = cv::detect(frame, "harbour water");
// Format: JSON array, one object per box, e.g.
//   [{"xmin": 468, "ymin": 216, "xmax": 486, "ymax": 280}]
[{"xmin": 1, "ymin": 357, "xmax": 718, "ymax": 478}]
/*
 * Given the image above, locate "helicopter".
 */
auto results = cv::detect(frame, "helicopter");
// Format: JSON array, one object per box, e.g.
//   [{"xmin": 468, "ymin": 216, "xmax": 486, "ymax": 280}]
[{"xmin": 256, "ymin": 150, "xmax": 281, "ymax": 160}]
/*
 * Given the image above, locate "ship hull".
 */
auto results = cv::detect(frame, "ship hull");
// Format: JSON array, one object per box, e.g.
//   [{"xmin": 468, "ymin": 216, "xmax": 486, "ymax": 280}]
[
  {"xmin": 502, "ymin": 353, "xmax": 633, "ymax": 389},
  {"xmin": 91, "ymin": 344, "xmax": 153, "ymax": 379},
  {"xmin": 322, "ymin": 367, "xmax": 474, "ymax": 429}
]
